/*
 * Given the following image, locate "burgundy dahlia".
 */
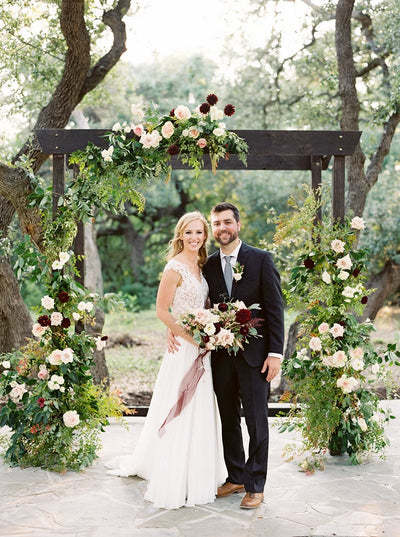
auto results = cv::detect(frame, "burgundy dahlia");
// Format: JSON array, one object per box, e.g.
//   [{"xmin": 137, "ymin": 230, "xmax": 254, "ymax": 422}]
[
  {"xmin": 168, "ymin": 144, "xmax": 179, "ymax": 156},
  {"xmin": 206, "ymin": 93, "xmax": 218, "ymax": 105},
  {"xmin": 38, "ymin": 315, "xmax": 51, "ymax": 327},
  {"xmin": 303, "ymin": 258, "xmax": 315, "ymax": 269},
  {"xmin": 361, "ymin": 296, "xmax": 368, "ymax": 304},
  {"xmin": 58, "ymin": 291, "xmax": 70, "ymax": 303},
  {"xmin": 240, "ymin": 326, "xmax": 250, "ymax": 336},
  {"xmin": 218, "ymin": 302, "xmax": 228, "ymax": 312},
  {"xmin": 101, "ymin": 335, "xmax": 109, "ymax": 341},
  {"xmin": 61, "ymin": 317, "xmax": 71, "ymax": 328},
  {"xmin": 352, "ymin": 267, "xmax": 361, "ymax": 277},
  {"xmin": 214, "ymin": 322, "xmax": 222, "ymax": 334},
  {"xmin": 199, "ymin": 102, "xmax": 211, "ymax": 114},
  {"xmin": 169, "ymin": 108, "xmax": 175, "ymax": 117},
  {"xmin": 37, "ymin": 397, "xmax": 45, "ymax": 408},
  {"xmin": 202, "ymin": 334, "xmax": 210, "ymax": 343},
  {"xmin": 224, "ymin": 104, "xmax": 235, "ymax": 116},
  {"xmin": 236, "ymin": 309, "xmax": 252, "ymax": 324}
]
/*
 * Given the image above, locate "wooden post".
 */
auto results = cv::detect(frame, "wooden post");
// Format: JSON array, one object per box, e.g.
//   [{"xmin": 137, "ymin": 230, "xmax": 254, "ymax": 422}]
[
  {"xmin": 332, "ymin": 155, "xmax": 345, "ymax": 220},
  {"xmin": 311, "ymin": 155, "xmax": 322, "ymax": 223},
  {"xmin": 71, "ymin": 162, "xmax": 85, "ymax": 287},
  {"xmin": 52, "ymin": 155, "xmax": 65, "ymax": 219}
]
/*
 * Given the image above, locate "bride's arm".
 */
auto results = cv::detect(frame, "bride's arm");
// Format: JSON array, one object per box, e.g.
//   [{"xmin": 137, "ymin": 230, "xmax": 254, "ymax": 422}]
[{"xmin": 156, "ymin": 269, "xmax": 196, "ymax": 346}]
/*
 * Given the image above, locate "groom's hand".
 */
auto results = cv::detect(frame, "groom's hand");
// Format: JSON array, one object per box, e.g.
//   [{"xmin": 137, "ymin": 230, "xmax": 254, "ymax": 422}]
[
  {"xmin": 261, "ymin": 355, "xmax": 281, "ymax": 382},
  {"xmin": 167, "ymin": 328, "xmax": 181, "ymax": 353}
]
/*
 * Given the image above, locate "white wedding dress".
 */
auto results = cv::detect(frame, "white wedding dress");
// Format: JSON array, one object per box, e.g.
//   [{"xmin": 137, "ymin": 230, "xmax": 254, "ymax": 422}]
[{"xmin": 105, "ymin": 259, "xmax": 226, "ymax": 509}]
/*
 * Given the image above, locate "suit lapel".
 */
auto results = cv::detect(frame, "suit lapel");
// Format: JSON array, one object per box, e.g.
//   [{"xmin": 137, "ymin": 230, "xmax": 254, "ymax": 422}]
[{"xmin": 231, "ymin": 243, "xmax": 250, "ymax": 298}]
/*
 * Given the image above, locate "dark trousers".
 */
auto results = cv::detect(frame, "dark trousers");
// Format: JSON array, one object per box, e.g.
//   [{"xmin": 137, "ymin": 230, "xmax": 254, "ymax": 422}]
[{"xmin": 212, "ymin": 351, "xmax": 270, "ymax": 493}]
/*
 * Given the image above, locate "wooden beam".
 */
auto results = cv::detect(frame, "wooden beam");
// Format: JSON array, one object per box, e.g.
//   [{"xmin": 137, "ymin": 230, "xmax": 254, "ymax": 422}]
[{"xmin": 36, "ymin": 129, "xmax": 362, "ymax": 160}]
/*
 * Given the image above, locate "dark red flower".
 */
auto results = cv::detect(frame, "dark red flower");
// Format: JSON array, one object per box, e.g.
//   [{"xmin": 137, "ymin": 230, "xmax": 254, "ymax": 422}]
[
  {"xmin": 58, "ymin": 291, "xmax": 70, "ymax": 303},
  {"xmin": 206, "ymin": 93, "xmax": 218, "ymax": 105},
  {"xmin": 352, "ymin": 267, "xmax": 361, "ymax": 277},
  {"xmin": 169, "ymin": 109, "xmax": 175, "ymax": 117},
  {"xmin": 224, "ymin": 104, "xmax": 235, "ymax": 116},
  {"xmin": 361, "ymin": 296, "xmax": 368, "ymax": 304},
  {"xmin": 303, "ymin": 258, "xmax": 315, "ymax": 269},
  {"xmin": 236, "ymin": 309, "xmax": 252, "ymax": 324},
  {"xmin": 61, "ymin": 317, "xmax": 71, "ymax": 328},
  {"xmin": 338, "ymin": 321, "xmax": 346, "ymax": 327},
  {"xmin": 168, "ymin": 144, "xmax": 179, "ymax": 155},
  {"xmin": 218, "ymin": 302, "xmax": 228, "ymax": 312},
  {"xmin": 240, "ymin": 326, "xmax": 250, "ymax": 336},
  {"xmin": 38, "ymin": 315, "xmax": 51, "ymax": 327},
  {"xmin": 199, "ymin": 102, "xmax": 211, "ymax": 114},
  {"xmin": 214, "ymin": 322, "xmax": 222, "ymax": 334},
  {"xmin": 37, "ymin": 397, "xmax": 45, "ymax": 408},
  {"xmin": 101, "ymin": 335, "xmax": 109, "ymax": 341},
  {"xmin": 202, "ymin": 334, "xmax": 210, "ymax": 343}
]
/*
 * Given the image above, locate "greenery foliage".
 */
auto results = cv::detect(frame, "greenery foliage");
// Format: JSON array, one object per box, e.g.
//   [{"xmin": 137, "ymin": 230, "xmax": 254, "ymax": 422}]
[
  {"xmin": 0, "ymin": 253, "xmax": 127, "ymax": 472},
  {"xmin": 273, "ymin": 189, "xmax": 400, "ymax": 468}
]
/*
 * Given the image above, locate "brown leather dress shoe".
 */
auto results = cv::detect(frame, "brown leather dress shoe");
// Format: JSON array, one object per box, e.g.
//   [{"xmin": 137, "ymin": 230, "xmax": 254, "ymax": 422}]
[
  {"xmin": 216, "ymin": 482, "xmax": 246, "ymax": 498},
  {"xmin": 240, "ymin": 492, "xmax": 264, "ymax": 509}
]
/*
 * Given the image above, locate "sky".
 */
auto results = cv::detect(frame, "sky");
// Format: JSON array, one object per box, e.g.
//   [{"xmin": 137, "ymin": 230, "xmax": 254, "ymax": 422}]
[{"xmin": 124, "ymin": 0, "xmax": 311, "ymax": 67}]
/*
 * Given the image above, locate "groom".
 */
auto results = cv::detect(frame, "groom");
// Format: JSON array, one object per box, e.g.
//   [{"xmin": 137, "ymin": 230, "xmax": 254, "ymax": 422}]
[{"xmin": 203, "ymin": 202, "xmax": 284, "ymax": 509}]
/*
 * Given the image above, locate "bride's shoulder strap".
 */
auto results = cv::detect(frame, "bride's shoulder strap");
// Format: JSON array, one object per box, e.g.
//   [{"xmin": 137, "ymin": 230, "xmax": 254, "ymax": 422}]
[{"xmin": 164, "ymin": 259, "xmax": 188, "ymax": 277}]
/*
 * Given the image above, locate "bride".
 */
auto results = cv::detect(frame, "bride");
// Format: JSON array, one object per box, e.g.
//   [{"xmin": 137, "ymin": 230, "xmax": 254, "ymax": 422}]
[{"xmin": 106, "ymin": 211, "xmax": 226, "ymax": 509}]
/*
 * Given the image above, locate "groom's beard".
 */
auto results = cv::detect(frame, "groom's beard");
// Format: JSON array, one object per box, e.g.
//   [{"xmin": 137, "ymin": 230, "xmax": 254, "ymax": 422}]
[{"xmin": 214, "ymin": 230, "xmax": 238, "ymax": 245}]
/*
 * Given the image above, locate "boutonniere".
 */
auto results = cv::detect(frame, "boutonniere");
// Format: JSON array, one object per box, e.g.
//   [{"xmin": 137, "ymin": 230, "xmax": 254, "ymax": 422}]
[{"xmin": 232, "ymin": 262, "xmax": 244, "ymax": 281}]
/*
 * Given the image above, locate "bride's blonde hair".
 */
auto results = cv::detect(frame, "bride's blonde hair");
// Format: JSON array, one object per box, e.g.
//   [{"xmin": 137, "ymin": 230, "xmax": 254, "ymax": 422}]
[{"xmin": 167, "ymin": 211, "xmax": 209, "ymax": 267}]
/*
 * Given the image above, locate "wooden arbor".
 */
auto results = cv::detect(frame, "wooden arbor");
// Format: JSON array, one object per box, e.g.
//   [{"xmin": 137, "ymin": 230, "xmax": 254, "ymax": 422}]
[{"xmin": 36, "ymin": 129, "xmax": 361, "ymax": 286}]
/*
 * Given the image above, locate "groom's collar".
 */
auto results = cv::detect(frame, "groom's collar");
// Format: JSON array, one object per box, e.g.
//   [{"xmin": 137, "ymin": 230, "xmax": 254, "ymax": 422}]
[{"xmin": 219, "ymin": 240, "xmax": 242, "ymax": 260}]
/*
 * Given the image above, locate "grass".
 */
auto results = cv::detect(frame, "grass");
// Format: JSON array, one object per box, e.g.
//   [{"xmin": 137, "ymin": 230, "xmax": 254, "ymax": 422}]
[{"xmin": 103, "ymin": 305, "xmax": 400, "ymax": 404}]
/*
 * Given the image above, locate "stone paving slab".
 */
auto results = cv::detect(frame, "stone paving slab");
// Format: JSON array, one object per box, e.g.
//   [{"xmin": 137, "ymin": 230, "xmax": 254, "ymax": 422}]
[{"xmin": 0, "ymin": 400, "xmax": 399, "ymax": 537}]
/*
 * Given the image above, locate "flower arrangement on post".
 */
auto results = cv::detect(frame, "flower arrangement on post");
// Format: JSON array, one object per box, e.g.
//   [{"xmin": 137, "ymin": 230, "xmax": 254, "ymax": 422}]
[
  {"xmin": 272, "ymin": 188, "xmax": 399, "ymax": 469},
  {"xmin": 69, "ymin": 94, "xmax": 248, "ymax": 212},
  {"xmin": 178, "ymin": 300, "xmax": 263, "ymax": 355},
  {"xmin": 0, "ymin": 252, "xmax": 127, "ymax": 472}
]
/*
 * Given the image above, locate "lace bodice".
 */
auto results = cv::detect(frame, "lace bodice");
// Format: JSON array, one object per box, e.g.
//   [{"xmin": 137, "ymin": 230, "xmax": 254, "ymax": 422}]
[{"xmin": 164, "ymin": 259, "xmax": 208, "ymax": 317}]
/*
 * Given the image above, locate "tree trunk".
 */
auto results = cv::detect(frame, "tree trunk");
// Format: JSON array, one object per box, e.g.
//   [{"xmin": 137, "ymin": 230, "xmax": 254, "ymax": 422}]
[
  {"xmin": 0, "ymin": 257, "xmax": 33, "ymax": 353},
  {"xmin": 84, "ymin": 219, "xmax": 109, "ymax": 386},
  {"xmin": 362, "ymin": 260, "xmax": 400, "ymax": 321}
]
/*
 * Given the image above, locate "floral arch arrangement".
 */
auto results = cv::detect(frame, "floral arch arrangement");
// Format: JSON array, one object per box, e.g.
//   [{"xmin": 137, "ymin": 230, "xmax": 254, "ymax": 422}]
[
  {"xmin": 69, "ymin": 93, "xmax": 249, "ymax": 212},
  {"xmin": 273, "ymin": 188, "xmax": 399, "ymax": 470}
]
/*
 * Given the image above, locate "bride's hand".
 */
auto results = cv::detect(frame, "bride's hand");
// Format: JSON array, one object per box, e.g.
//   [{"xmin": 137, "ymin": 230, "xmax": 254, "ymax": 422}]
[{"xmin": 167, "ymin": 328, "xmax": 181, "ymax": 353}]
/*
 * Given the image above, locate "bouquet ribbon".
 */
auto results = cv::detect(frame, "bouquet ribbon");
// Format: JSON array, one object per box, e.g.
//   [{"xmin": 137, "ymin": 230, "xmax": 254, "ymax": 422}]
[{"xmin": 158, "ymin": 348, "xmax": 209, "ymax": 437}]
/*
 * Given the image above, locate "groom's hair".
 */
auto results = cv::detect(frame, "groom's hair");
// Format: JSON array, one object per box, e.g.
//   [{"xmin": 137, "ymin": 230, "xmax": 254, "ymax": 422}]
[{"xmin": 211, "ymin": 202, "xmax": 240, "ymax": 222}]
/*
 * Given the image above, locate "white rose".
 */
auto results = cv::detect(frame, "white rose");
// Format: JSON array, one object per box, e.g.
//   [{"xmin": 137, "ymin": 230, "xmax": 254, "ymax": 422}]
[
  {"xmin": 351, "ymin": 216, "xmax": 365, "ymax": 230},
  {"xmin": 330, "ymin": 323, "xmax": 345, "ymax": 338},
  {"xmin": 61, "ymin": 348, "xmax": 74, "ymax": 364},
  {"xmin": 350, "ymin": 358, "xmax": 364, "ymax": 371},
  {"xmin": 204, "ymin": 323, "xmax": 216, "ymax": 336},
  {"xmin": 332, "ymin": 350, "xmax": 347, "ymax": 367},
  {"xmin": 9, "ymin": 382, "xmax": 27, "ymax": 403},
  {"xmin": 77, "ymin": 302, "xmax": 87, "ymax": 312},
  {"xmin": 2, "ymin": 360, "xmax": 10, "ymax": 369},
  {"xmin": 95, "ymin": 337, "xmax": 107, "ymax": 351},
  {"xmin": 112, "ymin": 122, "xmax": 122, "ymax": 131},
  {"xmin": 337, "ymin": 374, "xmax": 359, "ymax": 393},
  {"xmin": 331, "ymin": 239, "xmax": 345, "ymax": 253},
  {"xmin": 215, "ymin": 328, "xmax": 235, "ymax": 347},
  {"xmin": 309, "ymin": 336, "xmax": 322, "ymax": 352},
  {"xmin": 161, "ymin": 121, "xmax": 174, "ymax": 139},
  {"xmin": 322, "ymin": 355, "xmax": 334, "ymax": 367},
  {"xmin": 63, "ymin": 410, "xmax": 80, "ymax": 428},
  {"xmin": 72, "ymin": 312, "xmax": 81, "ymax": 321},
  {"xmin": 41, "ymin": 295, "xmax": 55, "ymax": 310},
  {"xmin": 233, "ymin": 273, "xmax": 242, "ymax": 281},
  {"xmin": 131, "ymin": 104, "xmax": 145, "ymax": 120},
  {"xmin": 59, "ymin": 252, "xmax": 70, "ymax": 264},
  {"xmin": 357, "ymin": 417, "xmax": 368, "ymax": 432},
  {"xmin": 213, "ymin": 127, "xmax": 225, "ymax": 137},
  {"xmin": 210, "ymin": 106, "xmax": 224, "ymax": 121},
  {"xmin": 50, "ymin": 312, "xmax": 63, "ymax": 326},
  {"xmin": 336, "ymin": 254, "xmax": 353, "ymax": 270},
  {"xmin": 322, "ymin": 271, "xmax": 332, "ymax": 284},
  {"xmin": 318, "ymin": 322, "xmax": 330, "ymax": 334},
  {"xmin": 350, "ymin": 347, "xmax": 364, "ymax": 360},
  {"xmin": 342, "ymin": 286, "xmax": 356, "ymax": 298},
  {"xmin": 48, "ymin": 349, "xmax": 63, "ymax": 366},
  {"xmin": 174, "ymin": 105, "xmax": 191, "ymax": 120},
  {"xmin": 338, "ymin": 270, "xmax": 349, "ymax": 280},
  {"xmin": 84, "ymin": 302, "xmax": 94, "ymax": 312},
  {"xmin": 32, "ymin": 323, "xmax": 47, "ymax": 338}
]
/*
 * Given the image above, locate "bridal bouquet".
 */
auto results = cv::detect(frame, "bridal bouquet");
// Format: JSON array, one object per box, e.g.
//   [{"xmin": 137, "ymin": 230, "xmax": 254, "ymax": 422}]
[{"xmin": 178, "ymin": 301, "xmax": 263, "ymax": 355}]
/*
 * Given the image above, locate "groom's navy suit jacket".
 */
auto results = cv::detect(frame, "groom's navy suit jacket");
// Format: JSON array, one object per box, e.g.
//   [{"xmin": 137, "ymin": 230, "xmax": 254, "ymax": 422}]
[{"xmin": 203, "ymin": 242, "xmax": 284, "ymax": 366}]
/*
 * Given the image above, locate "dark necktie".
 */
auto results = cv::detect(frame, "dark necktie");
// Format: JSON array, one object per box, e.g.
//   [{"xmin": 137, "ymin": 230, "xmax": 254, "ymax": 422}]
[{"xmin": 223, "ymin": 255, "xmax": 233, "ymax": 295}]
